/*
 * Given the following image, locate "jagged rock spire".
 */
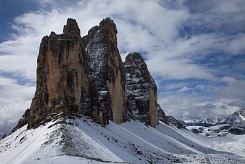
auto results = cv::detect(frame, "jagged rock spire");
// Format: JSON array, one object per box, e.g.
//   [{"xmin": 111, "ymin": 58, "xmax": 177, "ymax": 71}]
[
  {"xmin": 63, "ymin": 18, "xmax": 80, "ymax": 35},
  {"xmin": 28, "ymin": 18, "xmax": 87, "ymax": 128},
  {"xmin": 82, "ymin": 17, "xmax": 125, "ymax": 124},
  {"xmin": 99, "ymin": 17, "xmax": 118, "ymax": 34},
  {"xmin": 13, "ymin": 18, "xmax": 166, "ymax": 131},
  {"xmin": 124, "ymin": 52, "xmax": 159, "ymax": 127}
]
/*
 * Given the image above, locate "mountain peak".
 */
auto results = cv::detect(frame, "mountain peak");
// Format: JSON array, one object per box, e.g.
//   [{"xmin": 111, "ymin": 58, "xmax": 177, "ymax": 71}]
[
  {"xmin": 12, "ymin": 18, "xmax": 166, "ymax": 131},
  {"xmin": 99, "ymin": 17, "xmax": 117, "ymax": 33},
  {"xmin": 63, "ymin": 18, "xmax": 80, "ymax": 35},
  {"xmin": 124, "ymin": 52, "xmax": 158, "ymax": 127}
]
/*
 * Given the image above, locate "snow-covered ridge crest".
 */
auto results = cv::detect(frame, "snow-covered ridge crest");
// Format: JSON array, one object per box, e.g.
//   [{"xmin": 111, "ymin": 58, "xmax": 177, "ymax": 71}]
[{"xmin": 1, "ymin": 116, "xmax": 244, "ymax": 163}]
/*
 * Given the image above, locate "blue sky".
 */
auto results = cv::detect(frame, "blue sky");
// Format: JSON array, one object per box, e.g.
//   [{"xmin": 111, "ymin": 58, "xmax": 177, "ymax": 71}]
[
  {"xmin": 0, "ymin": 0, "xmax": 245, "ymax": 134},
  {"xmin": 0, "ymin": 0, "xmax": 39, "ymax": 42}
]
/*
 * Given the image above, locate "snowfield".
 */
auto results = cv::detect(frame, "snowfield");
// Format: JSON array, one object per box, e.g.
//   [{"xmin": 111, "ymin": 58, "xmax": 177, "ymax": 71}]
[{"xmin": 0, "ymin": 116, "xmax": 244, "ymax": 164}]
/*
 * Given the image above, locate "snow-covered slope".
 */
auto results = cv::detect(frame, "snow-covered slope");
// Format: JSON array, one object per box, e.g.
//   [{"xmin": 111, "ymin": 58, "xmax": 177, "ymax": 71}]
[
  {"xmin": 0, "ymin": 133, "xmax": 6, "ymax": 141},
  {"xmin": 0, "ymin": 117, "xmax": 244, "ymax": 164}
]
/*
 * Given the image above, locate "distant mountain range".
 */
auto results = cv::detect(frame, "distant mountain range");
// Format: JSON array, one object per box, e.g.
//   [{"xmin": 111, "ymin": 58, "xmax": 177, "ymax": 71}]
[{"xmin": 184, "ymin": 108, "xmax": 245, "ymax": 136}]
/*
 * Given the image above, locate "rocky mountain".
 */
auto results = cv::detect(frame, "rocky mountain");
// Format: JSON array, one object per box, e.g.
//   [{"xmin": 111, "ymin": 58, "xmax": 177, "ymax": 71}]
[
  {"xmin": 1, "ymin": 18, "xmax": 245, "ymax": 163},
  {"xmin": 185, "ymin": 108, "xmax": 245, "ymax": 136},
  {"xmin": 13, "ymin": 18, "xmax": 166, "ymax": 132},
  {"xmin": 124, "ymin": 52, "xmax": 158, "ymax": 127}
]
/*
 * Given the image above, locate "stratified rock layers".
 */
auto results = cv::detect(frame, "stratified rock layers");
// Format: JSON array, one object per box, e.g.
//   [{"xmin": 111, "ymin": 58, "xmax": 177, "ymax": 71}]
[{"xmin": 14, "ymin": 18, "xmax": 166, "ymax": 130}]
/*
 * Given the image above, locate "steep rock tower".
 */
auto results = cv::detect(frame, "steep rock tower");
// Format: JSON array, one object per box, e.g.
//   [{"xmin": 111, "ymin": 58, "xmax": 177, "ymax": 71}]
[
  {"xmin": 29, "ymin": 18, "xmax": 90, "ymax": 128},
  {"xmin": 124, "ymin": 52, "xmax": 159, "ymax": 127},
  {"xmin": 82, "ymin": 18, "xmax": 126, "ymax": 125}
]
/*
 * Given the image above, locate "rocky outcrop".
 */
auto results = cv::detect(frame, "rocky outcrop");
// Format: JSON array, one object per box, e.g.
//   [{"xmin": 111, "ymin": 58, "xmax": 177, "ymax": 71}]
[
  {"xmin": 28, "ymin": 18, "xmax": 89, "ymax": 128},
  {"xmin": 13, "ymin": 18, "xmax": 167, "ymax": 130},
  {"xmin": 157, "ymin": 104, "xmax": 169, "ymax": 125},
  {"xmin": 82, "ymin": 18, "xmax": 126, "ymax": 125},
  {"xmin": 167, "ymin": 116, "xmax": 186, "ymax": 129},
  {"xmin": 11, "ymin": 109, "xmax": 30, "ymax": 132},
  {"xmin": 124, "ymin": 52, "xmax": 159, "ymax": 127},
  {"xmin": 26, "ymin": 18, "xmax": 126, "ymax": 128}
]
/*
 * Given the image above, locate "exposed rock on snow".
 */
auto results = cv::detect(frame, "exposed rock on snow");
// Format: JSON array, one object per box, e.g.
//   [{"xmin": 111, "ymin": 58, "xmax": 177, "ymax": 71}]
[
  {"xmin": 157, "ymin": 104, "xmax": 169, "ymax": 125},
  {"xmin": 167, "ymin": 115, "xmax": 186, "ymax": 129},
  {"xmin": 1, "ymin": 117, "xmax": 244, "ymax": 164}
]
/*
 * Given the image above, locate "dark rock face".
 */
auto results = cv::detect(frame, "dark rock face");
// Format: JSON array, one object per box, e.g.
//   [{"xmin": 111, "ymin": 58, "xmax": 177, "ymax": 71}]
[
  {"xmin": 11, "ymin": 109, "xmax": 30, "ymax": 132},
  {"xmin": 157, "ymin": 104, "xmax": 169, "ymax": 125},
  {"xmin": 13, "ymin": 18, "xmax": 166, "ymax": 130},
  {"xmin": 124, "ymin": 52, "xmax": 159, "ymax": 127},
  {"xmin": 167, "ymin": 116, "xmax": 186, "ymax": 129},
  {"xmin": 82, "ymin": 18, "xmax": 126, "ymax": 125}
]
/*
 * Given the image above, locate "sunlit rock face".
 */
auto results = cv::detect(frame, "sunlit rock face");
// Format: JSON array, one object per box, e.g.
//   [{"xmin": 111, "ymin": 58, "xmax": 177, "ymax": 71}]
[
  {"xmin": 13, "ymin": 18, "xmax": 167, "ymax": 130},
  {"xmin": 28, "ymin": 18, "xmax": 89, "ymax": 128},
  {"xmin": 26, "ymin": 18, "xmax": 125, "ymax": 128}
]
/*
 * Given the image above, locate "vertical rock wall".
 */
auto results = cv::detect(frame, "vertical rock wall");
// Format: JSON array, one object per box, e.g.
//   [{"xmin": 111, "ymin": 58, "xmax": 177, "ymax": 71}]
[
  {"xmin": 124, "ymin": 52, "xmax": 159, "ymax": 127},
  {"xmin": 83, "ymin": 18, "xmax": 125, "ymax": 125},
  {"xmin": 29, "ymin": 19, "xmax": 90, "ymax": 128}
]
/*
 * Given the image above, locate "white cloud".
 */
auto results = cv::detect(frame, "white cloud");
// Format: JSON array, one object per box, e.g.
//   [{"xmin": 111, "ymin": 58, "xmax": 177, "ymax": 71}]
[
  {"xmin": 147, "ymin": 50, "xmax": 216, "ymax": 80},
  {"xmin": 226, "ymin": 34, "xmax": 245, "ymax": 55},
  {"xmin": 214, "ymin": 0, "xmax": 245, "ymax": 14},
  {"xmin": 158, "ymin": 94, "xmax": 242, "ymax": 120},
  {"xmin": 0, "ymin": 76, "xmax": 34, "ymax": 134},
  {"xmin": 177, "ymin": 86, "xmax": 192, "ymax": 93},
  {"xmin": 218, "ymin": 80, "xmax": 245, "ymax": 100}
]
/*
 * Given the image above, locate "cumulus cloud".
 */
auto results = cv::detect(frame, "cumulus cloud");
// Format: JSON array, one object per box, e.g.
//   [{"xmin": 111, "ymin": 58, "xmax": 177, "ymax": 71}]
[
  {"xmin": 0, "ymin": 0, "xmax": 244, "ymax": 133},
  {"xmin": 0, "ymin": 76, "xmax": 34, "ymax": 134},
  {"xmin": 159, "ymin": 94, "xmax": 243, "ymax": 120}
]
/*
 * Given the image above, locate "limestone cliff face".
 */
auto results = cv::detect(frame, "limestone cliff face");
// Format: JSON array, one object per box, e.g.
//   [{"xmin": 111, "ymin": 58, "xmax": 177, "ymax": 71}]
[
  {"xmin": 27, "ymin": 18, "xmax": 125, "ymax": 128},
  {"xmin": 82, "ymin": 18, "xmax": 126, "ymax": 125},
  {"xmin": 13, "ymin": 18, "xmax": 167, "ymax": 131},
  {"xmin": 29, "ymin": 18, "xmax": 90, "ymax": 128},
  {"xmin": 124, "ymin": 52, "xmax": 159, "ymax": 127}
]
